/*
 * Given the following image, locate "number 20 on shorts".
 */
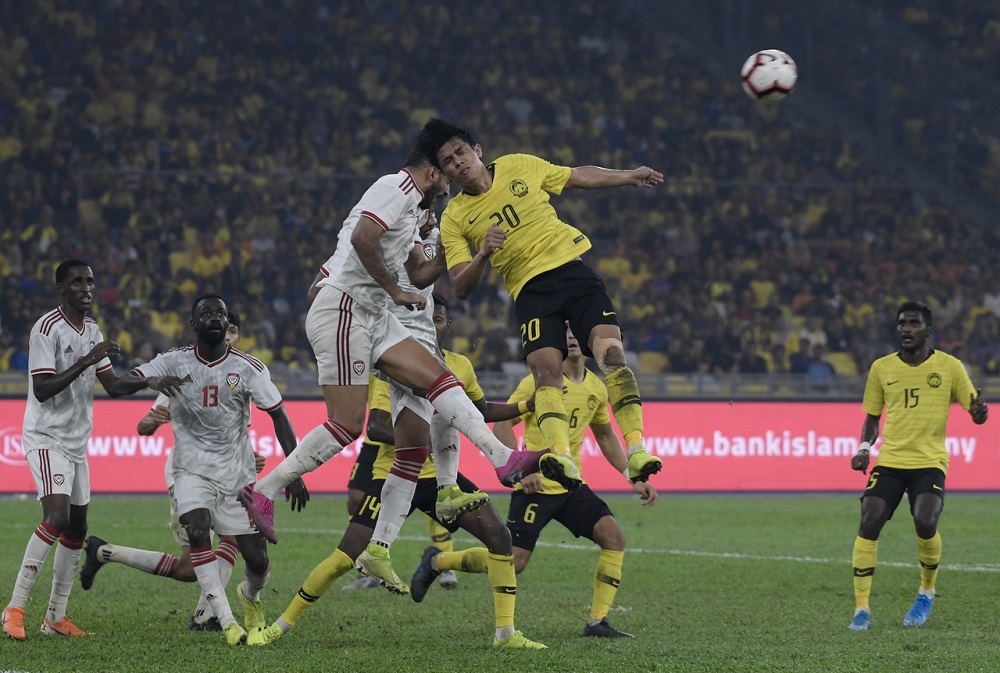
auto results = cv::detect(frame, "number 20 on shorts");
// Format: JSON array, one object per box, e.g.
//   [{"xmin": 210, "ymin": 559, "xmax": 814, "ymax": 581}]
[{"xmin": 521, "ymin": 318, "xmax": 540, "ymax": 348}]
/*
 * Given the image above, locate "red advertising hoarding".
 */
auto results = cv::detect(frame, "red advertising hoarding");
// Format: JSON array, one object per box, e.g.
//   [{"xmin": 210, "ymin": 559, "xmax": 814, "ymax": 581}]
[{"xmin": 1, "ymin": 399, "xmax": 997, "ymax": 494}]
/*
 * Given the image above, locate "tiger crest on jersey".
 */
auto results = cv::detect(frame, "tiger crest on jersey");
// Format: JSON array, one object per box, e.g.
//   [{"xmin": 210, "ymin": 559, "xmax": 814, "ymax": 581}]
[{"xmin": 509, "ymin": 179, "xmax": 528, "ymax": 198}]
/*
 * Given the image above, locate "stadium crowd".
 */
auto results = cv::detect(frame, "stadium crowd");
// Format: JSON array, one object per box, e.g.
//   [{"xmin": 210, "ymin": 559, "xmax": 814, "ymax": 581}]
[{"xmin": 2, "ymin": 0, "xmax": 1000, "ymax": 384}]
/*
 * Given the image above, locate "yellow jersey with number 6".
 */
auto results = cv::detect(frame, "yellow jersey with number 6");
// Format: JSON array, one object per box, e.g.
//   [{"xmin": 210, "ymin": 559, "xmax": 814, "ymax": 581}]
[
  {"xmin": 506, "ymin": 369, "xmax": 610, "ymax": 495},
  {"xmin": 862, "ymin": 350, "xmax": 976, "ymax": 474}
]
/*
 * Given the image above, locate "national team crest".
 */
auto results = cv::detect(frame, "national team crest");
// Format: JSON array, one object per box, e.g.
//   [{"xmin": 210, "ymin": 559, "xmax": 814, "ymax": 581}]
[
  {"xmin": 226, "ymin": 373, "xmax": 241, "ymax": 388},
  {"xmin": 53, "ymin": 474, "xmax": 64, "ymax": 486},
  {"xmin": 352, "ymin": 360, "xmax": 366, "ymax": 376},
  {"xmin": 423, "ymin": 242, "xmax": 434, "ymax": 259}
]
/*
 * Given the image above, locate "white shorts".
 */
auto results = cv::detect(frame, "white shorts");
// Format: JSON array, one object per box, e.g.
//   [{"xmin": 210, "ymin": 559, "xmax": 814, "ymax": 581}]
[
  {"xmin": 26, "ymin": 449, "xmax": 90, "ymax": 505},
  {"xmin": 390, "ymin": 380, "xmax": 435, "ymax": 426},
  {"xmin": 306, "ymin": 285, "xmax": 411, "ymax": 386},
  {"xmin": 388, "ymin": 333, "xmax": 438, "ymax": 425},
  {"xmin": 172, "ymin": 473, "xmax": 256, "ymax": 537}
]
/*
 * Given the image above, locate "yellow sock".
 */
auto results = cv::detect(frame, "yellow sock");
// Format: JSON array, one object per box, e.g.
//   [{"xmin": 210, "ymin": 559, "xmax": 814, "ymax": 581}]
[
  {"xmin": 591, "ymin": 549, "xmax": 624, "ymax": 621},
  {"xmin": 852, "ymin": 536, "xmax": 878, "ymax": 610},
  {"xmin": 534, "ymin": 385, "xmax": 569, "ymax": 454},
  {"xmin": 917, "ymin": 532, "xmax": 941, "ymax": 591},
  {"xmin": 426, "ymin": 515, "xmax": 453, "ymax": 553},
  {"xmin": 487, "ymin": 552, "xmax": 516, "ymax": 629},
  {"xmin": 281, "ymin": 548, "xmax": 354, "ymax": 626},
  {"xmin": 436, "ymin": 547, "xmax": 489, "ymax": 574},
  {"xmin": 605, "ymin": 368, "xmax": 643, "ymax": 443}
]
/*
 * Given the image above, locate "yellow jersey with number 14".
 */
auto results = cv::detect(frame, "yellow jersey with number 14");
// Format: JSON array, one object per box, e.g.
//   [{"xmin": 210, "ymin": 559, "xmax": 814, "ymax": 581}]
[
  {"xmin": 862, "ymin": 350, "xmax": 976, "ymax": 474},
  {"xmin": 440, "ymin": 154, "xmax": 588, "ymax": 299}
]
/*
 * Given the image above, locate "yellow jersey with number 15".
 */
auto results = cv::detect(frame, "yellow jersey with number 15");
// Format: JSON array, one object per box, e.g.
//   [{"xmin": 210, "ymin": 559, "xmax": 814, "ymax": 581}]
[
  {"xmin": 440, "ymin": 154, "xmax": 588, "ymax": 299},
  {"xmin": 862, "ymin": 350, "xmax": 976, "ymax": 474}
]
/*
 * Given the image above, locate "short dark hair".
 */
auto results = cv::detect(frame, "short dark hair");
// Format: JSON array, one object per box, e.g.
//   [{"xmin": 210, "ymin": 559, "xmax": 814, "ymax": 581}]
[
  {"xmin": 897, "ymin": 301, "xmax": 933, "ymax": 326},
  {"xmin": 415, "ymin": 118, "xmax": 477, "ymax": 168},
  {"xmin": 55, "ymin": 259, "xmax": 90, "ymax": 285},
  {"xmin": 432, "ymin": 293, "xmax": 449, "ymax": 314},
  {"xmin": 191, "ymin": 292, "xmax": 225, "ymax": 318},
  {"xmin": 227, "ymin": 311, "xmax": 241, "ymax": 329}
]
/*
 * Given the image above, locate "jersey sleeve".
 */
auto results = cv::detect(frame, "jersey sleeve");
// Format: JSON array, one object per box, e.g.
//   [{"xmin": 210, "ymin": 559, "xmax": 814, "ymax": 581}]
[
  {"xmin": 134, "ymin": 352, "xmax": 170, "ymax": 379},
  {"xmin": 248, "ymin": 367, "xmax": 283, "ymax": 411},
  {"xmin": 152, "ymin": 393, "xmax": 170, "ymax": 409},
  {"xmin": 506, "ymin": 374, "xmax": 537, "ymax": 405},
  {"xmin": 528, "ymin": 154, "xmax": 572, "ymax": 195},
  {"xmin": 93, "ymin": 327, "xmax": 113, "ymax": 373},
  {"xmin": 27, "ymin": 326, "xmax": 57, "ymax": 376},
  {"xmin": 368, "ymin": 375, "xmax": 391, "ymax": 414},
  {"xmin": 951, "ymin": 357, "xmax": 977, "ymax": 410},
  {"xmin": 359, "ymin": 179, "xmax": 409, "ymax": 233},
  {"xmin": 440, "ymin": 209, "xmax": 473, "ymax": 269},
  {"xmin": 861, "ymin": 359, "xmax": 885, "ymax": 416}
]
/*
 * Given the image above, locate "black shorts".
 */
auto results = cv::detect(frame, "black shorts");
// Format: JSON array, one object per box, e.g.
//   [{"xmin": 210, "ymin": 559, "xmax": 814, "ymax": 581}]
[
  {"xmin": 861, "ymin": 466, "xmax": 945, "ymax": 519},
  {"xmin": 346, "ymin": 443, "xmax": 380, "ymax": 491},
  {"xmin": 351, "ymin": 473, "xmax": 480, "ymax": 534},
  {"xmin": 514, "ymin": 260, "xmax": 618, "ymax": 358},
  {"xmin": 506, "ymin": 484, "xmax": 614, "ymax": 552}
]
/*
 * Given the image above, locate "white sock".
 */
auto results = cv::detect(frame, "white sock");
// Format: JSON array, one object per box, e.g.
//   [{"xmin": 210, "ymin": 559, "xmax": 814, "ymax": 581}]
[
  {"xmin": 919, "ymin": 588, "xmax": 935, "ymax": 599},
  {"xmin": 190, "ymin": 548, "xmax": 235, "ymax": 627},
  {"xmin": 102, "ymin": 544, "xmax": 177, "ymax": 576},
  {"xmin": 496, "ymin": 625, "xmax": 515, "ymax": 640},
  {"xmin": 195, "ymin": 540, "xmax": 237, "ymax": 621},
  {"xmin": 46, "ymin": 539, "xmax": 82, "ymax": 624},
  {"xmin": 371, "ymin": 447, "xmax": 425, "ymax": 547},
  {"xmin": 257, "ymin": 421, "xmax": 352, "ymax": 500},
  {"xmin": 8, "ymin": 523, "xmax": 58, "ymax": 609},
  {"xmin": 428, "ymin": 378, "xmax": 512, "ymax": 469},
  {"xmin": 430, "ymin": 412, "xmax": 460, "ymax": 488},
  {"xmin": 242, "ymin": 560, "xmax": 270, "ymax": 601}
]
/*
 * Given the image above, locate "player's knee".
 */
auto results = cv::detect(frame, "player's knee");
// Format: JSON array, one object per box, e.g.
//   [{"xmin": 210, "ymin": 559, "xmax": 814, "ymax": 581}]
[
  {"xmin": 591, "ymin": 336, "xmax": 626, "ymax": 372},
  {"xmin": 43, "ymin": 512, "xmax": 71, "ymax": 534},
  {"xmin": 513, "ymin": 550, "xmax": 531, "ymax": 574},
  {"xmin": 913, "ymin": 515, "xmax": 938, "ymax": 540},
  {"xmin": 594, "ymin": 517, "xmax": 626, "ymax": 551}
]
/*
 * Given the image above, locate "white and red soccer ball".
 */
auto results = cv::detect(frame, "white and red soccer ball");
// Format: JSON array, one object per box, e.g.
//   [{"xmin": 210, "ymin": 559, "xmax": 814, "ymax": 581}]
[{"xmin": 741, "ymin": 49, "xmax": 797, "ymax": 103}]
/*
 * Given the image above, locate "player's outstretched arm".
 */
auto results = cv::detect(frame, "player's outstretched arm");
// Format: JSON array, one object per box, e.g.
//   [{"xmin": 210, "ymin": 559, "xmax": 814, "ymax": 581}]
[
  {"xmin": 564, "ymin": 165, "xmax": 663, "ymax": 190},
  {"xmin": 404, "ymin": 240, "xmax": 447, "ymax": 290},
  {"xmin": 34, "ymin": 340, "xmax": 121, "ymax": 402}
]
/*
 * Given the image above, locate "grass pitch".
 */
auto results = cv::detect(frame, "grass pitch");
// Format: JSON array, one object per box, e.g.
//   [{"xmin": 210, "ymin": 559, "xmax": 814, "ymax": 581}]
[{"xmin": 2, "ymin": 493, "xmax": 1000, "ymax": 672}]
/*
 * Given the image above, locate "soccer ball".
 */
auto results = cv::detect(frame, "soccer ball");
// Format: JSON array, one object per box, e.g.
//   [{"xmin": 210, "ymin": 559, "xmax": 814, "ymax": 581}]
[{"xmin": 740, "ymin": 49, "xmax": 797, "ymax": 103}]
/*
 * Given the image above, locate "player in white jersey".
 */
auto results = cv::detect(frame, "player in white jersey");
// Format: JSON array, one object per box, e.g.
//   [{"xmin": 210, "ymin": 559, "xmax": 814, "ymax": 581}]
[
  {"xmin": 240, "ymin": 144, "xmax": 580, "ymax": 562},
  {"xmin": 106, "ymin": 294, "xmax": 307, "ymax": 646},
  {"xmin": 79, "ymin": 313, "xmax": 267, "ymax": 632},
  {"xmin": 3, "ymin": 260, "xmax": 185, "ymax": 642}
]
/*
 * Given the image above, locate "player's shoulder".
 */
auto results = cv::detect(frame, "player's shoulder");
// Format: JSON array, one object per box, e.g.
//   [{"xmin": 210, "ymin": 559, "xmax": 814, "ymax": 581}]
[
  {"xmin": 32, "ymin": 307, "xmax": 67, "ymax": 336},
  {"xmin": 228, "ymin": 347, "xmax": 267, "ymax": 374}
]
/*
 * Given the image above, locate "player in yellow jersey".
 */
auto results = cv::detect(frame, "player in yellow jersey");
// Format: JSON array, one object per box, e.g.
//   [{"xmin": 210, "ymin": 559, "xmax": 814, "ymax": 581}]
[
  {"xmin": 847, "ymin": 301, "xmax": 987, "ymax": 632},
  {"xmin": 341, "ymin": 375, "xmax": 458, "ymax": 591},
  {"xmin": 410, "ymin": 325, "xmax": 656, "ymax": 638},
  {"xmin": 247, "ymin": 297, "xmax": 546, "ymax": 649},
  {"xmin": 414, "ymin": 118, "xmax": 663, "ymax": 487}
]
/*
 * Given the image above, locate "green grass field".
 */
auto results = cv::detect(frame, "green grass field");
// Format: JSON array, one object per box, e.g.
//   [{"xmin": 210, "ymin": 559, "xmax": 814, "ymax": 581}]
[{"xmin": 2, "ymin": 493, "xmax": 1000, "ymax": 672}]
